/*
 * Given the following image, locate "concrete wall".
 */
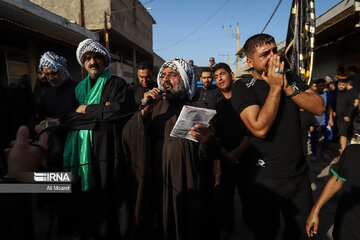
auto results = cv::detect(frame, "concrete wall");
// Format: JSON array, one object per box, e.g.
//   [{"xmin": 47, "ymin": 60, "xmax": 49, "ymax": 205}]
[
  {"xmin": 30, "ymin": 0, "xmax": 80, "ymax": 23},
  {"xmin": 110, "ymin": 0, "xmax": 153, "ymax": 52},
  {"xmin": 312, "ymin": 31, "xmax": 360, "ymax": 80},
  {"xmin": 84, "ymin": 0, "xmax": 110, "ymax": 30},
  {"xmin": 30, "ymin": 0, "xmax": 153, "ymax": 53},
  {"xmin": 312, "ymin": 45, "xmax": 340, "ymax": 80},
  {"xmin": 30, "ymin": 0, "xmax": 110, "ymax": 30}
]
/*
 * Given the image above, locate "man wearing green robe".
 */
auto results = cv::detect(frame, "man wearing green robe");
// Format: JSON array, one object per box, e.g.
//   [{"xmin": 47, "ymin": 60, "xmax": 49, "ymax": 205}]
[{"xmin": 63, "ymin": 39, "xmax": 133, "ymax": 239}]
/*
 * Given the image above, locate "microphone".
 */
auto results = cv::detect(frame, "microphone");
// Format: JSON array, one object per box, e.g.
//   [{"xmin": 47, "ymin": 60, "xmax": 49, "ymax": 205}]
[{"xmin": 138, "ymin": 88, "xmax": 168, "ymax": 110}]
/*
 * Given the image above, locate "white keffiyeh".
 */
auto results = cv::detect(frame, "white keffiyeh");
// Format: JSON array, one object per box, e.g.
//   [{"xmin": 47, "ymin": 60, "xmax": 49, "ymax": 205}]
[
  {"xmin": 39, "ymin": 51, "xmax": 70, "ymax": 78},
  {"xmin": 157, "ymin": 58, "xmax": 196, "ymax": 100},
  {"xmin": 76, "ymin": 39, "xmax": 111, "ymax": 70}
]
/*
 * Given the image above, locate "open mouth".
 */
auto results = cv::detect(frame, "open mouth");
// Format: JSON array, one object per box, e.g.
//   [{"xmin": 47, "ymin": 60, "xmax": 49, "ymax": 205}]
[{"xmin": 163, "ymin": 81, "xmax": 173, "ymax": 90}]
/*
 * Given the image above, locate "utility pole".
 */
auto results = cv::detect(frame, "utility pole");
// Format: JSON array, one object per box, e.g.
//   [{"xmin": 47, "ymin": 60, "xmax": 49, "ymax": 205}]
[
  {"xmin": 219, "ymin": 54, "xmax": 230, "ymax": 66},
  {"xmin": 222, "ymin": 23, "xmax": 240, "ymax": 70},
  {"xmin": 104, "ymin": 11, "xmax": 110, "ymax": 51}
]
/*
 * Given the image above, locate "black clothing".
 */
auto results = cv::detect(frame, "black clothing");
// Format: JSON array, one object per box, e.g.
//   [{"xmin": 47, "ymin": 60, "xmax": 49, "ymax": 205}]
[
  {"xmin": 214, "ymin": 89, "xmax": 248, "ymax": 151},
  {"xmin": 335, "ymin": 90, "xmax": 354, "ymax": 118},
  {"xmin": 335, "ymin": 90, "xmax": 354, "ymax": 137},
  {"xmin": 193, "ymin": 86, "xmax": 218, "ymax": 109},
  {"xmin": 231, "ymin": 71, "xmax": 312, "ymax": 240},
  {"xmin": 37, "ymin": 80, "xmax": 77, "ymax": 122},
  {"xmin": 231, "ymin": 72, "xmax": 309, "ymax": 179},
  {"xmin": 246, "ymin": 173, "xmax": 313, "ymax": 240},
  {"xmin": 32, "ymin": 81, "xmax": 50, "ymax": 124},
  {"xmin": 131, "ymin": 81, "xmax": 158, "ymax": 107},
  {"xmin": 62, "ymin": 75, "xmax": 134, "ymax": 238},
  {"xmin": 36, "ymin": 80, "xmax": 78, "ymax": 170},
  {"xmin": 64, "ymin": 75, "xmax": 133, "ymax": 188},
  {"xmin": 213, "ymin": 90, "xmax": 249, "ymax": 234},
  {"xmin": 336, "ymin": 119, "xmax": 351, "ymax": 137},
  {"xmin": 300, "ymin": 110, "xmax": 316, "ymax": 156},
  {"xmin": 122, "ymin": 99, "xmax": 215, "ymax": 240},
  {"xmin": 348, "ymin": 73, "xmax": 360, "ymax": 95},
  {"xmin": 331, "ymin": 144, "xmax": 360, "ymax": 240},
  {"xmin": 347, "ymin": 88, "xmax": 358, "ymax": 103}
]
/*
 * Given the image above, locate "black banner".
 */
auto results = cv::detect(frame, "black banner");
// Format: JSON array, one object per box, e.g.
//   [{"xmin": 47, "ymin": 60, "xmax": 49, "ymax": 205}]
[{"xmin": 285, "ymin": 0, "xmax": 315, "ymax": 84}]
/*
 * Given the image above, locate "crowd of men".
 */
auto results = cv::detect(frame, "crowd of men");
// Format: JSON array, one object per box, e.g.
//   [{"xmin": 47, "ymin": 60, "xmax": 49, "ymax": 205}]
[
  {"xmin": 1, "ymin": 33, "xmax": 360, "ymax": 240},
  {"xmin": 304, "ymin": 66, "xmax": 360, "ymax": 161}
]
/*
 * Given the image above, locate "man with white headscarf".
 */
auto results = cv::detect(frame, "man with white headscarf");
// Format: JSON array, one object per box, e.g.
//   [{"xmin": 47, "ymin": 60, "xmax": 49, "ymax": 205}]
[
  {"xmin": 122, "ymin": 58, "xmax": 217, "ymax": 240},
  {"xmin": 37, "ymin": 51, "xmax": 78, "ymax": 170},
  {"xmin": 37, "ymin": 51, "xmax": 77, "ymax": 123},
  {"xmin": 62, "ymin": 39, "xmax": 133, "ymax": 239}
]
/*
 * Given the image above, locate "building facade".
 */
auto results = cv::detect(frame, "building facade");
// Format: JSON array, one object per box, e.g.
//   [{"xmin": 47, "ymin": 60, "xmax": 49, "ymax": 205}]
[
  {"xmin": 0, "ymin": 0, "xmax": 97, "ymax": 89},
  {"xmin": 30, "ymin": 0, "xmax": 163, "ymax": 84}
]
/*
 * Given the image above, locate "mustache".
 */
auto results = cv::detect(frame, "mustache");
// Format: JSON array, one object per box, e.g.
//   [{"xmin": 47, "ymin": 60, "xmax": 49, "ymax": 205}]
[
  {"xmin": 89, "ymin": 64, "xmax": 100, "ymax": 69},
  {"xmin": 162, "ymin": 81, "xmax": 173, "ymax": 89}
]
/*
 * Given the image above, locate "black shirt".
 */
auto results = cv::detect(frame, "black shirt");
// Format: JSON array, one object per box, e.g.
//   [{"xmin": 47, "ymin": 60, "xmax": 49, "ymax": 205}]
[
  {"xmin": 38, "ymin": 80, "xmax": 78, "ymax": 121},
  {"xmin": 193, "ymin": 86, "xmax": 218, "ymax": 109},
  {"xmin": 331, "ymin": 144, "xmax": 360, "ymax": 239},
  {"xmin": 131, "ymin": 81, "xmax": 158, "ymax": 107},
  {"xmin": 300, "ymin": 110, "xmax": 316, "ymax": 132},
  {"xmin": 348, "ymin": 73, "xmax": 360, "ymax": 95},
  {"xmin": 231, "ymin": 72, "xmax": 309, "ymax": 179},
  {"xmin": 214, "ymin": 89, "xmax": 248, "ymax": 151},
  {"xmin": 335, "ymin": 90, "xmax": 354, "ymax": 118}
]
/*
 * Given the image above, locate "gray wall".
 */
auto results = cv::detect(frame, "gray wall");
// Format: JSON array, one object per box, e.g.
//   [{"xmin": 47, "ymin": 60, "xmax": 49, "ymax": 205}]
[
  {"xmin": 31, "ymin": 0, "xmax": 153, "ymax": 53},
  {"xmin": 110, "ymin": 0, "xmax": 153, "ymax": 52},
  {"xmin": 312, "ymin": 31, "xmax": 360, "ymax": 80}
]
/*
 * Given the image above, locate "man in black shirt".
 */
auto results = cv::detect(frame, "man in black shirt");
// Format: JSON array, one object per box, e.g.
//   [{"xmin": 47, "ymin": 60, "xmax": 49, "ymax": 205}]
[
  {"xmin": 193, "ymin": 68, "xmax": 218, "ymax": 109},
  {"xmin": 212, "ymin": 63, "xmax": 250, "ymax": 235},
  {"xmin": 132, "ymin": 62, "xmax": 157, "ymax": 106},
  {"xmin": 335, "ymin": 79, "xmax": 355, "ymax": 153},
  {"xmin": 346, "ymin": 65, "xmax": 360, "ymax": 95},
  {"xmin": 231, "ymin": 34, "xmax": 324, "ymax": 240},
  {"xmin": 346, "ymin": 79, "xmax": 360, "ymax": 143}
]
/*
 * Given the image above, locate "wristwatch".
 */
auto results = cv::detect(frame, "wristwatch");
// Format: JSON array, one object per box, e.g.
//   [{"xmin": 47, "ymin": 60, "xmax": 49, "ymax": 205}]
[{"xmin": 287, "ymin": 83, "xmax": 300, "ymax": 98}]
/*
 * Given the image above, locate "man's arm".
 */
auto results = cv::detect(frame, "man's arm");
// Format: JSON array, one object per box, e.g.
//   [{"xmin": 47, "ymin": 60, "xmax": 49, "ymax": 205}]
[
  {"xmin": 240, "ymin": 88, "xmax": 281, "ymax": 138},
  {"xmin": 354, "ymin": 98, "xmax": 360, "ymax": 109},
  {"xmin": 239, "ymin": 55, "xmax": 284, "ymax": 138},
  {"xmin": 345, "ymin": 93, "xmax": 355, "ymax": 122},
  {"xmin": 64, "ymin": 78, "xmax": 131, "ymax": 126},
  {"xmin": 283, "ymin": 86, "xmax": 325, "ymax": 116},
  {"xmin": 306, "ymin": 175, "xmax": 344, "ymax": 237},
  {"xmin": 220, "ymin": 135, "xmax": 250, "ymax": 164},
  {"xmin": 328, "ymin": 105, "xmax": 334, "ymax": 127}
]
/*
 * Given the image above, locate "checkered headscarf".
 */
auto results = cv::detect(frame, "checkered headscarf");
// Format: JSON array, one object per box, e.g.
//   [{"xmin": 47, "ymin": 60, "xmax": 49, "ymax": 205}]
[
  {"xmin": 157, "ymin": 58, "xmax": 196, "ymax": 100},
  {"xmin": 39, "ymin": 51, "xmax": 70, "ymax": 78},
  {"xmin": 76, "ymin": 39, "xmax": 111, "ymax": 70}
]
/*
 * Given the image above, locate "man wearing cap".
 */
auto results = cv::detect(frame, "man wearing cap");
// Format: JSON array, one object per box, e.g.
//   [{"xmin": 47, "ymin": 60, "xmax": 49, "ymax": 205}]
[
  {"xmin": 63, "ymin": 39, "xmax": 132, "ymax": 238},
  {"xmin": 122, "ymin": 58, "xmax": 217, "ymax": 240}
]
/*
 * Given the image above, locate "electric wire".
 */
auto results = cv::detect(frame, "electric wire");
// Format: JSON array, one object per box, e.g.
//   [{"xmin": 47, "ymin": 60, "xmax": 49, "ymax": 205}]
[
  {"xmin": 261, "ymin": 0, "xmax": 283, "ymax": 33},
  {"xmin": 111, "ymin": 0, "xmax": 154, "ymax": 14},
  {"xmin": 155, "ymin": 0, "xmax": 230, "ymax": 51}
]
